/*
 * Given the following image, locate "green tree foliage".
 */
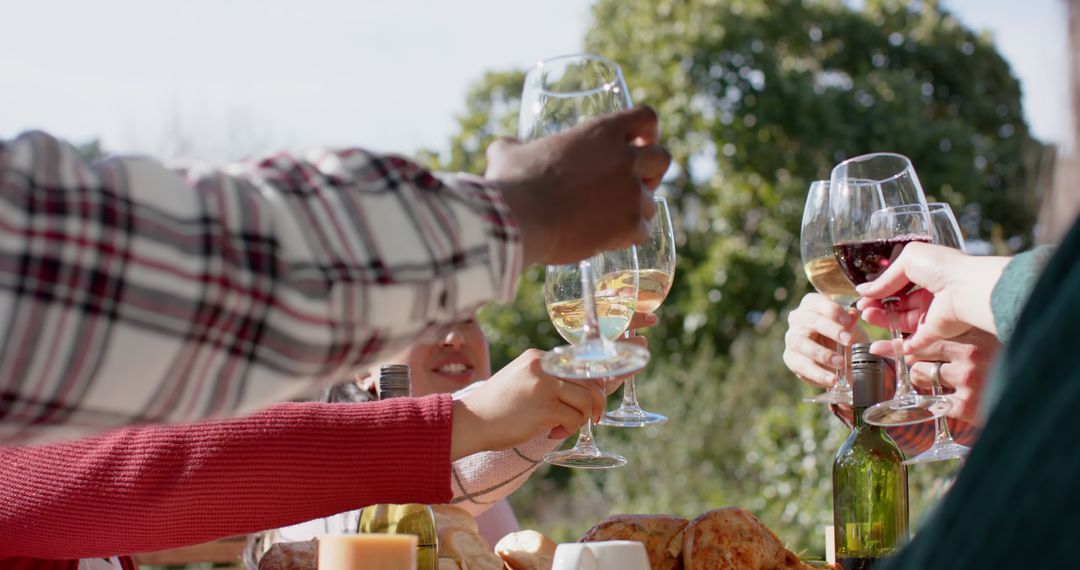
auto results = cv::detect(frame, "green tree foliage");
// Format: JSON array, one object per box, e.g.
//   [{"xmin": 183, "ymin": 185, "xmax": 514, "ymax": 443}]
[{"xmin": 425, "ymin": 0, "xmax": 1039, "ymax": 553}]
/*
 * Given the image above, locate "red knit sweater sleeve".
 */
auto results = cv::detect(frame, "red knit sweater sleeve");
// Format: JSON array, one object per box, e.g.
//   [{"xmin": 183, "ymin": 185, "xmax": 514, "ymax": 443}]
[{"xmin": 0, "ymin": 395, "xmax": 454, "ymax": 560}]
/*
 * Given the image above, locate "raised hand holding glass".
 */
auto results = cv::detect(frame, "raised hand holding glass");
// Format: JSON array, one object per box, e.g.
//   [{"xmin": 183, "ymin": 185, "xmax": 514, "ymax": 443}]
[
  {"xmin": 519, "ymin": 54, "xmax": 649, "ymax": 381},
  {"xmin": 901, "ymin": 202, "xmax": 971, "ymax": 465},
  {"xmin": 829, "ymin": 153, "xmax": 949, "ymax": 426}
]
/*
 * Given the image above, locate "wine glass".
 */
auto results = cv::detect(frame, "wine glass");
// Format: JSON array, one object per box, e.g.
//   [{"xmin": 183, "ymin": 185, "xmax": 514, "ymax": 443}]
[
  {"xmin": 544, "ymin": 247, "xmax": 639, "ymax": 468},
  {"xmin": 519, "ymin": 54, "xmax": 649, "ymax": 380},
  {"xmin": 829, "ymin": 152, "xmax": 949, "ymax": 426},
  {"xmin": 600, "ymin": 194, "xmax": 675, "ymax": 427},
  {"xmin": 901, "ymin": 202, "xmax": 971, "ymax": 464},
  {"xmin": 799, "ymin": 180, "xmax": 855, "ymax": 405}
]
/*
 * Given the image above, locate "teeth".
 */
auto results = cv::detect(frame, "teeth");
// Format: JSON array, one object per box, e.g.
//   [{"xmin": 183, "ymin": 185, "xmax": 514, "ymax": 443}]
[{"xmin": 438, "ymin": 363, "xmax": 467, "ymax": 375}]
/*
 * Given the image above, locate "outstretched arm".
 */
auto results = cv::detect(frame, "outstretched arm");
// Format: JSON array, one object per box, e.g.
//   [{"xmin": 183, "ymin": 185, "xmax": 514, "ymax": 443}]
[
  {"xmin": 0, "ymin": 132, "xmax": 521, "ymax": 443},
  {"xmin": 0, "ymin": 397, "xmax": 454, "ymax": 559}
]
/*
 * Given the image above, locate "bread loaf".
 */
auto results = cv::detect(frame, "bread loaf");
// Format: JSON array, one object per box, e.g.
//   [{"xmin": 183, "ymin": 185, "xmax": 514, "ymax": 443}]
[
  {"xmin": 581, "ymin": 514, "xmax": 689, "ymax": 570},
  {"xmin": 681, "ymin": 507, "xmax": 815, "ymax": 570}
]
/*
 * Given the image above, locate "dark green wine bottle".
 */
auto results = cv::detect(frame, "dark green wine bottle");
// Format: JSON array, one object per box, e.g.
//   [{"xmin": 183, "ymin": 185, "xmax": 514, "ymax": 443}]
[
  {"xmin": 833, "ymin": 344, "xmax": 909, "ymax": 570},
  {"xmin": 356, "ymin": 365, "xmax": 438, "ymax": 570}
]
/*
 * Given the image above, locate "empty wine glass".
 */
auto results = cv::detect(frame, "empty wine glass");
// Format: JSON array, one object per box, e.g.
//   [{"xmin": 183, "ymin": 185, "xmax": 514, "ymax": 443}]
[
  {"xmin": 519, "ymin": 54, "xmax": 649, "ymax": 380},
  {"xmin": 901, "ymin": 202, "xmax": 971, "ymax": 465},
  {"xmin": 544, "ymin": 247, "xmax": 639, "ymax": 468},
  {"xmin": 800, "ymin": 180, "xmax": 855, "ymax": 405},
  {"xmin": 829, "ymin": 153, "xmax": 949, "ymax": 426},
  {"xmin": 600, "ymin": 194, "xmax": 675, "ymax": 427}
]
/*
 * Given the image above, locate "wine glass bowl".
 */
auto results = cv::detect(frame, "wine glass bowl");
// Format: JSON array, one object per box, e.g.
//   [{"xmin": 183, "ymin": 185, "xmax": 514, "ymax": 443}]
[
  {"xmin": 829, "ymin": 153, "xmax": 948, "ymax": 426},
  {"xmin": 519, "ymin": 54, "xmax": 630, "ymax": 139},
  {"xmin": 546, "ymin": 261, "xmax": 637, "ymax": 344},
  {"xmin": 834, "ymin": 207, "xmax": 934, "ymax": 294},
  {"xmin": 520, "ymin": 53, "xmax": 650, "ymax": 382}
]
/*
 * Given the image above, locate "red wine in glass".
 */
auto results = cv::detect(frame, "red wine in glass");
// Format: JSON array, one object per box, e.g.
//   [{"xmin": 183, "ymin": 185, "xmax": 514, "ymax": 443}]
[{"xmin": 833, "ymin": 234, "xmax": 932, "ymax": 291}]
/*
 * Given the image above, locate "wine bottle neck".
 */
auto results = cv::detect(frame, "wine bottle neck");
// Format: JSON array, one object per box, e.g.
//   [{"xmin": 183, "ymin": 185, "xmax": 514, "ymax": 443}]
[{"xmin": 851, "ymin": 406, "xmax": 876, "ymax": 431}]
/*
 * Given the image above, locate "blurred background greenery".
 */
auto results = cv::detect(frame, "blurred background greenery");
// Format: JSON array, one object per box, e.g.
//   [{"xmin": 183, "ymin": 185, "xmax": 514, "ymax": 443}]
[{"xmin": 418, "ymin": 0, "xmax": 1045, "ymax": 555}]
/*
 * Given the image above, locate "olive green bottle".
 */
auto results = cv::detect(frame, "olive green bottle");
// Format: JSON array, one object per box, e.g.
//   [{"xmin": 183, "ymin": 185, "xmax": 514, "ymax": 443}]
[
  {"xmin": 356, "ymin": 365, "xmax": 438, "ymax": 570},
  {"xmin": 832, "ymin": 344, "xmax": 909, "ymax": 570}
]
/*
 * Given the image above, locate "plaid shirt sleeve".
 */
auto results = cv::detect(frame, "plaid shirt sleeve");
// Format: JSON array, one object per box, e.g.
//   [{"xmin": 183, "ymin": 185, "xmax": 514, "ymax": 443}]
[{"xmin": 0, "ymin": 131, "xmax": 521, "ymax": 444}]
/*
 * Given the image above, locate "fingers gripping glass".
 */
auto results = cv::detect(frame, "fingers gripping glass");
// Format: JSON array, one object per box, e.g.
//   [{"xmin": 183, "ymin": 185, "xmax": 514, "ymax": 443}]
[
  {"xmin": 601, "ymin": 195, "xmax": 675, "ymax": 427},
  {"xmin": 543, "ymin": 247, "xmax": 638, "ymax": 468},
  {"xmin": 800, "ymin": 180, "xmax": 854, "ymax": 405},
  {"xmin": 829, "ymin": 153, "xmax": 949, "ymax": 426},
  {"xmin": 901, "ymin": 203, "xmax": 971, "ymax": 464},
  {"xmin": 519, "ymin": 54, "xmax": 650, "ymax": 382}
]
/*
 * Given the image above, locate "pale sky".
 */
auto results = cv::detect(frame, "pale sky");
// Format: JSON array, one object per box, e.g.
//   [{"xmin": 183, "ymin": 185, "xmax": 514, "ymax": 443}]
[{"xmin": 1, "ymin": 0, "xmax": 1070, "ymax": 161}]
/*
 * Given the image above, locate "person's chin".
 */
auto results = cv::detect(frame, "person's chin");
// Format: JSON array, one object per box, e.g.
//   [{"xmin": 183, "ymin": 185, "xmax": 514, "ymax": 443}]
[{"xmin": 432, "ymin": 372, "xmax": 476, "ymax": 391}]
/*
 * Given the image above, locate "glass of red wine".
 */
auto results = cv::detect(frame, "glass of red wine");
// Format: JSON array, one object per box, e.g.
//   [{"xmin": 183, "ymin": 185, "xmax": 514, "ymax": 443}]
[
  {"xmin": 901, "ymin": 202, "xmax": 971, "ymax": 464},
  {"xmin": 829, "ymin": 153, "xmax": 950, "ymax": 426}
]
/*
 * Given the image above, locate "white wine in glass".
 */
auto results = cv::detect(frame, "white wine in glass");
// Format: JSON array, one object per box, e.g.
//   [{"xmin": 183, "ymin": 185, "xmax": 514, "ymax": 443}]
[
  {"xmin": 634, "ymin": 268, "xmax": 674, "ymax": 314},
  {"xmin": 548, "ymin": 270, "xmax": 638, "ymax": 343},
  {"xmin": 600, "ymin": 194, "xmax": 676, "ymax": 428},
  {"xmin": 803, "ymin": 255, "xmax": 859, "ymax": 308}
]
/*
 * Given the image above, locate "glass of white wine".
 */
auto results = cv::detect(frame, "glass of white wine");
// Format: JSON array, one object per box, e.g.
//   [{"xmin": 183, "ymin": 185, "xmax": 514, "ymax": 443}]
[
  {"xmin": 800, "ymin": 180, "xmax": 855, "ymax": 405},
  {"xmin": 520, "ymin": 54, "xmax": 649, "ymax": 381},
  {"xmin": 544, "ymin": 246, "xmax": 639, "ymax": 468},
  {"xmin": 601, "ymin": 194, "xmax": 675, "ymax": 427}
]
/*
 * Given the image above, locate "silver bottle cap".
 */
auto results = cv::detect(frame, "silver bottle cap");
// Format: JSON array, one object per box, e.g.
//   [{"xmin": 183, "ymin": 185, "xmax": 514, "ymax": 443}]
[
  {"xmin": 378, "ymin": 364, "xmax": 411, "ymax": 400},
  {"xmin": 850, "ymin": 343, "xmax": 884, "ymax": 408}
]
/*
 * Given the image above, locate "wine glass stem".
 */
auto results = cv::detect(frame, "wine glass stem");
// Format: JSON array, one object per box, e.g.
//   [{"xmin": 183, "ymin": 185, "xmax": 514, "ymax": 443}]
[
  {"xmin": 836, "ymin": 341, "xmax": 852, "ymax": 392},
  {"xmin": 930, "ymin": 364, "xmax": 956, "ymax": 445},
  {"xmin": 579, "ymin": 259, "xmax": 603, "ymax": 343},
  {"xmin": 619, "ymin": 330, "xmax": 641, "ymax": 409},
  {"xmin": 575, "ymin": 418, "xmax": 599, "ymax": 453},
  {"xmin": 884, "ymin": 300, "xmax": 915, "ymax": 400}
]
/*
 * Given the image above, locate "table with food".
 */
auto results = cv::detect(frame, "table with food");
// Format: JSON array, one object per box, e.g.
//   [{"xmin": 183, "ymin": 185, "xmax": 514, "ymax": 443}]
[{"xmin": 244, "ymin": 53, "xmax": 972, "ymax": 570}]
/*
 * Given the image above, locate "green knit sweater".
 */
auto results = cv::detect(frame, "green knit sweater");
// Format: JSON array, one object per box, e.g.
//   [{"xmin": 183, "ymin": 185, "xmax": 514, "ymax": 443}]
[{"xmin": 881, "ymin": 220, "xmax": 1080, "ymax": 569}]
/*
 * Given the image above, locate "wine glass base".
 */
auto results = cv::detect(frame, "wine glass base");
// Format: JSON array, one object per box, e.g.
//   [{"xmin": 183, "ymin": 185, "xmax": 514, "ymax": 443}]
[
  {"xmin": 803, "ymin": 388, "xmax": 853, "ymax": 405},
  {"xmin": 599, "ymin": 408, "xmax": 668, "ymax": 427},
  {"xmin": 544, "ymin": 448, "xmax": 628, "ymax": 469},
  {"xmin": 903, "ymin": 441, "xmax": 971, "ymax": 465},
  {"xmin": 541, "ymin": 341, "xmax": 649, "ymax": 380},
  {"xmin": 863, "ymin": 395, "xmax": 951, "ymax": 427}
]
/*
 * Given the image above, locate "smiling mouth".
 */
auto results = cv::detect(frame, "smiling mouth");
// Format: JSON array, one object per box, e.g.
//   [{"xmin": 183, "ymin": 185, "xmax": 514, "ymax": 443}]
[{"xmin": 435, "ymin": 363, "xmax": 472, "ymax": 375}]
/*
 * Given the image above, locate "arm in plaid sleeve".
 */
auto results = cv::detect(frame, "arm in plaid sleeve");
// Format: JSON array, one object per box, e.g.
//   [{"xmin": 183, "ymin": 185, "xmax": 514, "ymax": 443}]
[
  {"xmin": 0, "ymin": 131, "xmax": 521, "ymax": 443},
  {"xmin": 0, "ymin": 396, "xmax": 454, "ymax": 559}
]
